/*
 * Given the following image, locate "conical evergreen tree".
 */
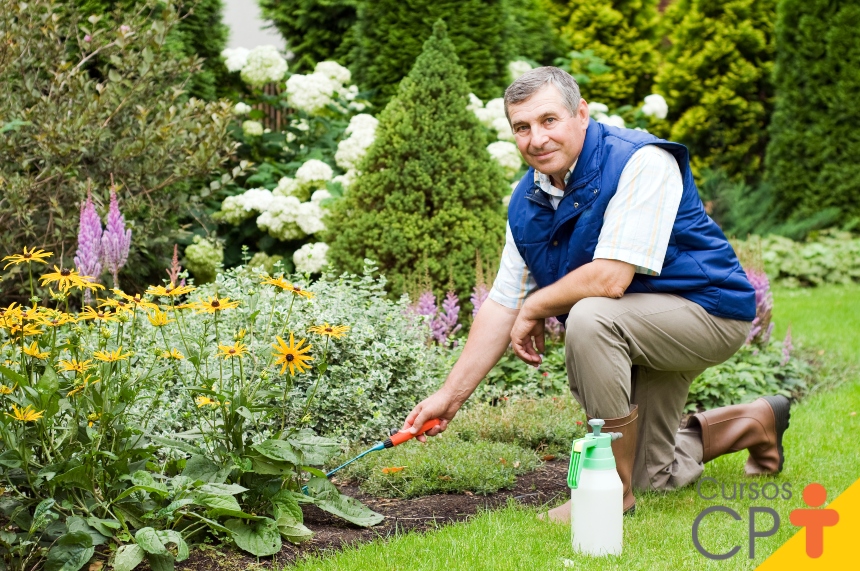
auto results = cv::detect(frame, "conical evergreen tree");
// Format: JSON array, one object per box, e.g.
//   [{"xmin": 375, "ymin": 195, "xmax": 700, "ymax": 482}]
[
  {"xmin": 765, "ymin": 0, "xmax": 860, "ymax": 224},
  {"xmin": 558, "ymin": 0, "xmax": 661, "ymax": 108},
  {"xmin": 326, "ymin": 21, "xmax": 508, "ymax": 303},
  {"xmin": 656, "ymin": 0, "xmax": 776, "ymax": 181},
  {"xmin": 351, "ymin": 1, "xmax": 512, "ymax": 106}
]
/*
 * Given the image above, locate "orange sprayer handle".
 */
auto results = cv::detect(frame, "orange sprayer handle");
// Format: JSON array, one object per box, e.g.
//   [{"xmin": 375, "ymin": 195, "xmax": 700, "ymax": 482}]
[{"xmin": 384, "ymin": 419, "xmax": 442, "ymax": 448}]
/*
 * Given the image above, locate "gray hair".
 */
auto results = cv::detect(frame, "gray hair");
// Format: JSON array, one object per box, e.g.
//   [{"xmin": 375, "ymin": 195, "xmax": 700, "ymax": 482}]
[{"xmin": 504, "ymin": 66, "xmax": 581, "ymax": 123}]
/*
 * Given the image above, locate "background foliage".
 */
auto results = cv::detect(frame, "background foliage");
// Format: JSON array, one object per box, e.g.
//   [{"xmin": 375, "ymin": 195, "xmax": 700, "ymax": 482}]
[
  {"xmin": 764, "ymin": 0, "xmax": 860, "ymax": 226},
  {"xmin": 326, "ymin": 22, "xmax": 507, "ymax": 304}
]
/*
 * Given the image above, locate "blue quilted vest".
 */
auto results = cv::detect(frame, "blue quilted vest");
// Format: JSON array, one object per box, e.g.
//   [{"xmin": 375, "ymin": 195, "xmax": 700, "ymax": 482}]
[{"xmin": 507, "ymin": 119, "xmax": 755, "ymax": 324}]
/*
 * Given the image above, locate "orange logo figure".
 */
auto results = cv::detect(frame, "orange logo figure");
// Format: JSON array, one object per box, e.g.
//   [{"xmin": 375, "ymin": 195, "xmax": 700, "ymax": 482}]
[{"xmin": 789, "ymin": 483, "xmax": 840, "ymax": 558}]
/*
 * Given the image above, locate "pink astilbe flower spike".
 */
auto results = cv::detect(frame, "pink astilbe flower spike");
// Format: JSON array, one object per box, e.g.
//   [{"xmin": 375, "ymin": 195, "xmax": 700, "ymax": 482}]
[
  {"xmin": 780, "ymin": 326, "xmax": 793, "ymax": 366},
  {"xmin": 74, "ymin": 190, "xmax": 103, "ymax": 304},
  {"xmin": 432, "ymin": 291, "xmax": 462, "ymax": 346},
  {"xmin": 470, "ymin": 283, "xmax": 489, "ymax": 318},
  {"xmin": 744, "ymin": 268, "xmax": 773, "ymax": 346},
  {"xmin": 101, "ymin": 187, "xmax": 132, "ymax": 288}
]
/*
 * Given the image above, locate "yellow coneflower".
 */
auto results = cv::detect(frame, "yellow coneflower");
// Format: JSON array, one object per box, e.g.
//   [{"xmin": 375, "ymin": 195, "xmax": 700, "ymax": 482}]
[
  {"xmin": 5, "ymin": 322, "xmax": 44, "ymax": 338},
  {"xmin": 195, "ymin": 395, "xmax": 219, "ymax": 408},
  {"xmin": 0, "ymin": 384, "xmax": 16, "ymax": 395},
  {"xmin": 87, "ymin": 412, "xmax": 101, "ymax": 427},
  {"xmin": 218, "ymin": 341, "xmax": 248, "ymax": 359},
  {"xmin": 146, "ymin": 283, "xmax": 196, "ymax": 298},
  {"xmin": 99, "ymin": 297, "xmax": 134, "ymax": 314},
  {"xmin": 260, "ymin": 275, "xmax": 291, "ymax": 291},
  {"xmin": 194, "ymin": 296, "xmax": 241, "ymax": 314},
  {"xmin": 58, "ymin": 358, "xmax": 93, "ymax": 373},
  {"xmin": 146, "ymin": 309, "xmax": 174, "ymax": 327},
  {"xmin": 39, "ymin": 266, "xmax": 103, "ymax": 292},
  {"xmin": 285, "ymin": 284, "xmax": 314, "ymax": 299},
  {"xmin": 6, "ymin": 404, "xmax": 45, "ymax": 422},
  {"xmin": 235, "ymin": 328, "xmax": 247, "ymax": 340},
  {"xmin": 67, "ymin": 375, "xmax": 99, "ymax": 397},
  {"xmin": 308, "ymin": 323, "xmax": 350, "ymax": 339},
  {"xmin": 78, "ymin": 306, "xmax": 119, "ymax": 323},
  {"xmin": 21, "ymin": 341, "xmax": 50, "ymax": 360},
  {"xmin": 272, "ymin": 333, "xmax": 314, "ymax": 376},
  {"xmin": 2, "ymin": 246, "xmax": 52, "ymax": 270},
  {"xmin": 41, "ymin": 309, "xmax": 76, "ymax": 328},
  {"xmin": 93, "ymin": 346, "xmax": 133, "ymax": 362},
  {"xmin": 160, "ymin": 348, "xmax": 184, "ymax": 360},
  {"xmin": 110, "ymin": 289, "xmax": 159, "ymax": 311}
]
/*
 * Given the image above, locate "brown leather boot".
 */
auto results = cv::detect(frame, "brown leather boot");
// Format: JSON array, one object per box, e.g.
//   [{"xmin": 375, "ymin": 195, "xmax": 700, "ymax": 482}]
[
  {"xmin": 589, "ymin": 405, "xmax": 638, "ymax": 514},
  {"xmin": 693, "ymin": 395, "xmax": 791, "ymax": 475}
]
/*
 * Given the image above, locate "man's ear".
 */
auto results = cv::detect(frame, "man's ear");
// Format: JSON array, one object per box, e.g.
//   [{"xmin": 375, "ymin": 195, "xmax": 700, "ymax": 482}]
[{"xmin": 578, "ymin": 99, "xmax": 590, "ymax": 124}]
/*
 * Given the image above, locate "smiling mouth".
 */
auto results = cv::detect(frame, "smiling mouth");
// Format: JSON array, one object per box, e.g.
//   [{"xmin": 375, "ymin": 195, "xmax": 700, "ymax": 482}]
[{"xmin": 532, "ymin": 150, "xmax": 555, "ymax": 159}]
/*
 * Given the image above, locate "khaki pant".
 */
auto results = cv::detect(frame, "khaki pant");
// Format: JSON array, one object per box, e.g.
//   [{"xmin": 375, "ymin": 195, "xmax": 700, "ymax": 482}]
[{"xmin": 564, "ymin": 293, "xmax": 751, "ymax": 492}]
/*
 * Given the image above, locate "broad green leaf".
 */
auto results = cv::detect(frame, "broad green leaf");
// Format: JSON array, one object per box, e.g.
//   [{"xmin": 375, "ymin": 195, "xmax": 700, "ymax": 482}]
[
  {"xmin": 44, "ymin": 531, "xmax": 94, "ymax": 571},
  {"xmin": 156, "ymin": 530, "xmax": 189, "ymax": 562},
  {"xmin": 112, "ymin": 544, "xmax": 145, "ymax": 571},
  {"xmin": 53, "ymin": 465, "xmax": 93, "ymax": 493},
  {"xmin": 271, "ymin": 490, "xmax": 303, "ymax": 523},
  {"xmin": 113, "ymin": 506, "xmax": 144, "ymax": 530},
  {"xmin": 249, "ymin": 455, "xmax": 295, "ymax": 476},
  {"xmin": 300, "ymin": 466, "xmax": 327, "ymax": 478},
  {"xmin": 197, "ymin": 483, "xmax": 247, "ymax": 496},
  {"xmin": 134, "ymin": 527, "xmax": 168, "ymax": 556},
  {"xmin": 225, "ymin": 518, "xmax": 281, "ymax": 557},
  {"xmin": 0, "ymin": 365, "xmax": 26, "ymax": 387},
  {"xmin": 151, "ymin": 436, "xmax": 206, "ymax": 457},
  {"xmin": 155, "ymin": 499, "xmax": 195, "ymax": 518},
  {"xmin": 287, "ymin": 430, "xmax": 340, "ymax": 465},
  {"xmin": 37, "ymin": 365, "xmax": 59, "ymax": 395},
  {"xmin": 181, "ymin": 454, "xmax": 228, "ymax": 483},
  {"xmin": 306, "ymin": 477, "xmax": 383, "ymax": 527},
  {"xmin": 0, "ymin": 450, "xmax": 22, "ymax": 468},
  {"xmin": 146, "ymin": 554, "xmax": 174, "ymax": 571},
  {"xmin": 66, "ymin": 516, "xmax": 107, "ymax": 546},
  {"xmin": 131, "ymin": 471, "xmax": 168, "ymax": 494},
  {"xmin": 275, "ymin": 515, "xmax": 313, "ymax": 544},
  {"xmin": 193, "ymin": 494, "xmax": 255, "ymax": 518},
  {"xmin": 253, "ymin": 439, "xmax": 303, "ymax": 464},
  {"xmin": 31, "ymin": 498, "xmax": 57, "ymax": 533}
]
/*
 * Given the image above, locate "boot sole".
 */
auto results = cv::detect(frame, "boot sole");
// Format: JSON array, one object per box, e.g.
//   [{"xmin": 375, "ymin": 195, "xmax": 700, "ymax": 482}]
[{"xmin": 762, "ymin": 395, "xmax": 791, "ymax": 473}]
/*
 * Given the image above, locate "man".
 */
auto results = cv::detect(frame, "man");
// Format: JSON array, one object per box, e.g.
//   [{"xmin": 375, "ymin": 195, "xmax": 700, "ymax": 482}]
[{"xmin": 403, "ymin": 67, "xmax": 790, "ymax": 519}]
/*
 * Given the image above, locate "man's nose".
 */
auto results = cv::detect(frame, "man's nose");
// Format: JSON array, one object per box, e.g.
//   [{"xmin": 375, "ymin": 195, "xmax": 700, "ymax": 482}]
[{"xmin": 530, "ymin": 124, "xmax": 550, "ymax": 147}]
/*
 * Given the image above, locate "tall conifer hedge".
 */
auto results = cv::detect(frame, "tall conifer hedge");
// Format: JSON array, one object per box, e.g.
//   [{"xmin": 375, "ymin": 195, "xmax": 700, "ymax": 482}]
[
  {"xmin": 326, "ymin": 21, "xmax": 507, "ymax": 302},
  {"xmin": 656, "ymin": 0, "xmax": 776, "ymax": 181},
  {"xmin": 765, "ymin": 0, "xmax": 860, "ymax": 224},
  {"xmin": 558, "ymin": 0, "xmax": 661, "ymax": 108}
]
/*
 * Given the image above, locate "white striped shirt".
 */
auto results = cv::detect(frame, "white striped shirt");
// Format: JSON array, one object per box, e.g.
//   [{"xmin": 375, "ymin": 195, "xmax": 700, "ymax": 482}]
[{"xmin": 488, "ymin": 145, "xmax": 683, "ymax": 309}]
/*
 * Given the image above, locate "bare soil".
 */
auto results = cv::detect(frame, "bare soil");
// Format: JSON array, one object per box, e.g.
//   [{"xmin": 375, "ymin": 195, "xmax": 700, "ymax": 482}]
[{"xmin": 175, "ymin": 459, "xmax": 570, "ymax": 570}]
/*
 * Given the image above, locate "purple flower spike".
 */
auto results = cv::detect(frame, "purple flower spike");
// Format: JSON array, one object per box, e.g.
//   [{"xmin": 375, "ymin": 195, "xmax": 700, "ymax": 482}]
[
  {"xmin": 432, "ymin": 291, "xmax": 462, "ymax": 346},
  {"xmin": 744, "ymin": 268, "xmax": 773, "ymax": 347},
  {"xmin": 471, "ymin": 284, "xmax": 489, "ymax": 318},
  {"xmin": 74, "ymin": 191, "xmax": 103, "ymax": 304},
  {"xmin": 413, "ymin": 291, "xmax": 437, "ymax": 318},
  {"xmin": 780, "ymin": 326, "xmax": 793, "ymax": 366},
  {"xmin": 101, "ymin": 189, "xmax": 132, "ymax": 287}
]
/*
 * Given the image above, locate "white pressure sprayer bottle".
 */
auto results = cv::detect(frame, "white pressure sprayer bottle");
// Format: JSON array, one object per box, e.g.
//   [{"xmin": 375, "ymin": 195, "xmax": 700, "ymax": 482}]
[{"xmin": 567, "ymin": 418, "xmax": 624, "ymax": 556}]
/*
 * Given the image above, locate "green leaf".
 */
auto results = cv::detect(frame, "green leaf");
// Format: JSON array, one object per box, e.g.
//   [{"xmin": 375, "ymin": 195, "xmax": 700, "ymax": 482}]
[
  {"xmin": 31, "ymin": 498, "xmax": 57, "ymax": 533},
  {"xmin": 156, "ymin": 530, "xmax": 189, "ymax": 562},
  {"xmin": 66, "ymin": 516, "xmax": 107, "ymax": 546},
  {"xmin": 53, "ymin": 465, "xmax": 93, "ymax": 493},
  {"xmin": 287, "ymin": 430, "xmax": 340, "ymax": 465},
  {"xmin": 181, "ymin": 454, "xmax": 229, "ymax": 483},
  {"xmin": 197, "ymin": 483, "xmax": 247, "ymax": 496},
  {"xmin": 155, "ymin": 499, "xmax": 195, "ymax": 518},
  {"xmin": 275, "ymin": 515, "xmax": 313, "ymax": 544},
  {"xmin": 134, "ymin": 527, "xmax": 168, "ymax": 556},
  {"xmin": 131, "ymin": 471, "xmax": 168, "ymax": 494},
  {"xmin": 270, "ymin": 490, "xmax": 303, "ymax": 523},
  {"xmin": 249, "ymin": 455, "xmax": 295, "ymax": 476},
  {"xmin": 37, "ymin": 365, "xmax": 59, "ymax": 395},
  {"xmin": 306, "ymin": 477, "xmax": 383, "ymax": 527},
  {"xmin": 300, "ymin": 466, "xmax": 327, "ymax": 478},
  {"xmin": 0, "ymin": 365, "xmax": 26, "ymax": 387},
  {"xmin": 113, "ymin": 544, "xmax": 145, "ymax": 571},
  {"xmin": 0, "ymin": 450, "xmax": 22, "ymax": 468},
  {"xmin": 44, "ymin": 531, "xmax": 94, "ymax": 571},
  {"xmin": 225, "ymin": 518, "xmax": 281, "ymax": 557},
  {"xmin": 146, "ymin": 554, "xmax": 174, "ymax": 571},
  {"xmin": 151, "ymin": 436, "xmax": 206, "ymax": 457},
  {"xmin": 253, "ymin": 439, "xmax": 303, "ymax": 464},
  {"xmin": 193, "ymin": 494, "xmax": 255, "ymax": 518}
]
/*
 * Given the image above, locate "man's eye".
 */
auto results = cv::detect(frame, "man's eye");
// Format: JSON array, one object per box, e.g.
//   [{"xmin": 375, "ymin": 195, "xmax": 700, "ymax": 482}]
[
  {"xmin": 516, "ymin": 125, "xmax": 529, "ymax": 132},
  {"xmin": 545, "ymin": 117, "xmax": 556, "ymax": 124}
]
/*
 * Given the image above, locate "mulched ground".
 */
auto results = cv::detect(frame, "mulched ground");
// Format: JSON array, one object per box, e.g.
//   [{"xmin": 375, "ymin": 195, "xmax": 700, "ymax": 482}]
[{"xmin": 176, "ymin": 459, "xmax": 570, "ymax": 570}]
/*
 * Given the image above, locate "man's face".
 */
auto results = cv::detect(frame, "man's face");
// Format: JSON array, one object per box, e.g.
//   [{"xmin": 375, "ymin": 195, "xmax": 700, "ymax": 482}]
[{"xmin": 507, "ymin": 84, "xmax": 590, "ymax": 185}]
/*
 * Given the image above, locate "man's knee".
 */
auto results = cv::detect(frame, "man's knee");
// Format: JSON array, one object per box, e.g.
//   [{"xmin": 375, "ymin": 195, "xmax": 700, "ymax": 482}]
[{"xmin": 565, "ymin": 296, "xmax": 619, "ymax": 350}]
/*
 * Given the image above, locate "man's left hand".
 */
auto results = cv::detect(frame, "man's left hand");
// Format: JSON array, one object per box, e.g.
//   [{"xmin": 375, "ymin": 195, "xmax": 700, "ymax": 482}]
[{"xmin": 510, "ymin": 309, "xmax": 545, "ymax": 367}]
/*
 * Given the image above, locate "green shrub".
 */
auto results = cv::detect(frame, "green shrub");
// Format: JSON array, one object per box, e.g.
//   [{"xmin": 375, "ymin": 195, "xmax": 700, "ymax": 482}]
[
  {"xmin": 351, "ymin": 2, "xmax": 513, "ymax": 106},
  {"xmin": 259, "ymin": 0, "xmax": 359, "ymax": 73},
  {"xmin": 505, "ymin": 0, "xmax": 567, "ymax": 65},
  {"xmin": 453, "ymin": 396, "xmax": 586, "ymax": 456},
  {"xmin": 764, "ymin": 0, "xmax": 860, "ymax": 225},
  {"xmin": 326, "ymin": 22, "xmax": 507, "ymax": 303},
  {"xmin": 0, "ymin": 0, "xmax": 234, "ymax": 298},
  {"xmin": 343, "ymin": 436, "xmax": 539, "ymax": 498},
  {"xmin": 656, "ymin": 0, "xmax": 776, "ymax": 181},
  {"xmin": 556, "ymin": 0, "xmax": 661, "ymax": 108}
]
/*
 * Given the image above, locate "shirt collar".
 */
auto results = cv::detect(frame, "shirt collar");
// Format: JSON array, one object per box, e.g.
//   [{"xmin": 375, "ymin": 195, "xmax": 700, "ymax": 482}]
[{"xmin": 534, "ymin": 161, "xmax": 578, "ymax": 198}]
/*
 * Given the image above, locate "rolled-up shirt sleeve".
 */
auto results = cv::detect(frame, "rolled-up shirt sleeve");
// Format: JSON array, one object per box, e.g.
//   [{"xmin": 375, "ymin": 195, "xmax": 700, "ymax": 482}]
[{"xmin": 488, "ymin": 222, "xmax": 538, "ymax": 309}]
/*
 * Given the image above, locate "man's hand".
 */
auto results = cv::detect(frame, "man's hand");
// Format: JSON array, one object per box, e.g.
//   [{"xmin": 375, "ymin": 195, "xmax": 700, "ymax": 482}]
[
  {"xmin": 403, "ymin": 389, "xmax": 462, "ymax": 442},
  {"xmin": 510, "ymin": 308, "xmax": 545, "ymax": 366}
]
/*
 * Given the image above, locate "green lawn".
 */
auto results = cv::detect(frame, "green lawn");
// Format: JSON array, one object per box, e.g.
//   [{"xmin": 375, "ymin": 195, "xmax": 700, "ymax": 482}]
[{"xmin": 286, "ymin": 285, "xmax": 860, "ymax": 571}]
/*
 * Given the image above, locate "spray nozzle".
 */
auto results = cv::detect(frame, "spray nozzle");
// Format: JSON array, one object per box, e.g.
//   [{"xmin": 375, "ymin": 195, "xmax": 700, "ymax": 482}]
[
  {"xmin": 568, "ymin": 418, "xmax": 620, "ymax": 489},
  {"xmin": 588, "ymin": 418, "xmax": 605, "ymax": 436}
]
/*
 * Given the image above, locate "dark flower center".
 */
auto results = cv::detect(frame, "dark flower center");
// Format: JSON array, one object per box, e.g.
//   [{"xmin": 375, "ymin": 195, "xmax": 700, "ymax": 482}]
[
  {"xmin": 23, "ymin": 254, "xmax": 32, "ymax": 259},
  {"xmin": 229, "ymin": 349, "xmax": 236, "ymax": 354},
  {"xmin": 286, "ymin": 354, "xmax": 294, "ymax": 362},
  {"xmin": 211, "ymin": 300, "xmax": 220, "ymax": 308},
  {"xmin": 61, "ymin": 268, "xmax": 71, "ymax": 276}
]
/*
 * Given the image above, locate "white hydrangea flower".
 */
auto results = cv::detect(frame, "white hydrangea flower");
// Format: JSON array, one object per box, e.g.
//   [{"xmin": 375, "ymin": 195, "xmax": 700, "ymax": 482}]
[
  {"xmin": 297, "ymin": 200, "xmax": 326, "ymax": 235},
  {"xmin": 641, "ymin": 94, "xmax": 669, "ymax": 120},
  {"xmin": 588, "ymin": 102, "xmax": 609, "ymax": 116},
  {"xmin": 345, "ymin": 113, "xmax": 379, "ymax": 137},
  {"xmin": 486, "ymin": 98, "xmax": 506, "ymax": 115},
  {"xmin": 492, "ymin": 116, "xmax": 515, "ymax": 141},
  {"xmin": 311, "ymin": 189, "xmax": 332, "ymax": 204},
  {"xmin": 467, "ymin": 93, "xmax": 484, "ymax": 113},
  {"xmin": 502, "ymin": 194, "xmax": 512, "ymax": 208},
  {"xmin": 596, "ymin": 114, "xmax": 626, "ymax": 128},
  {"xmin": 242, "ymin": 120, "xmax": 264, "ymax": 137},
  {"xmin": 335, "ymin": 115, "xmax": 379, "ymax": 171},
  {"xmin": 314, "ymin": 61, "xmax": 351, "ymax": 88},
  {"xmin": 233, "ymin": 102, "xmax": 252, "ymax": 115},
  {"xmin": 273, "ymin": 177, "xmax": 301, "ymax": 197},
  {"xmin": 295, "ymin": 159, "xmax": 333, "ymax": 187},
  {"xmin": 286, "ymin": 72, "xmax": 337, "ymax": 115},
  {"xmin": 240, "ymin": 45, "xmax": 288, "ymax": 88},
  {"xmin": 508, "ymin": 60, "xmax": 532, "ymax": 81},
  {"xmin": 257, "ymin": 195, "xmax": 305, "ymax": 240},
  {"xmin": 487, "ymin": 141, "xmax": 523, "ymax": 180},
  {"xmin": 221, "ymin": 47, "xmax": 249, "ymax": 72},
  {"xmin": 219, "ymin": 188, "xmax": 274, "ymax": 225},
  {"xmin": 332, "ymin": 171, "xmax": 358, "ymax": 190},
  {"xmin": 293, "ymin": 242, "xmax": 329, "ymax": 274}
]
